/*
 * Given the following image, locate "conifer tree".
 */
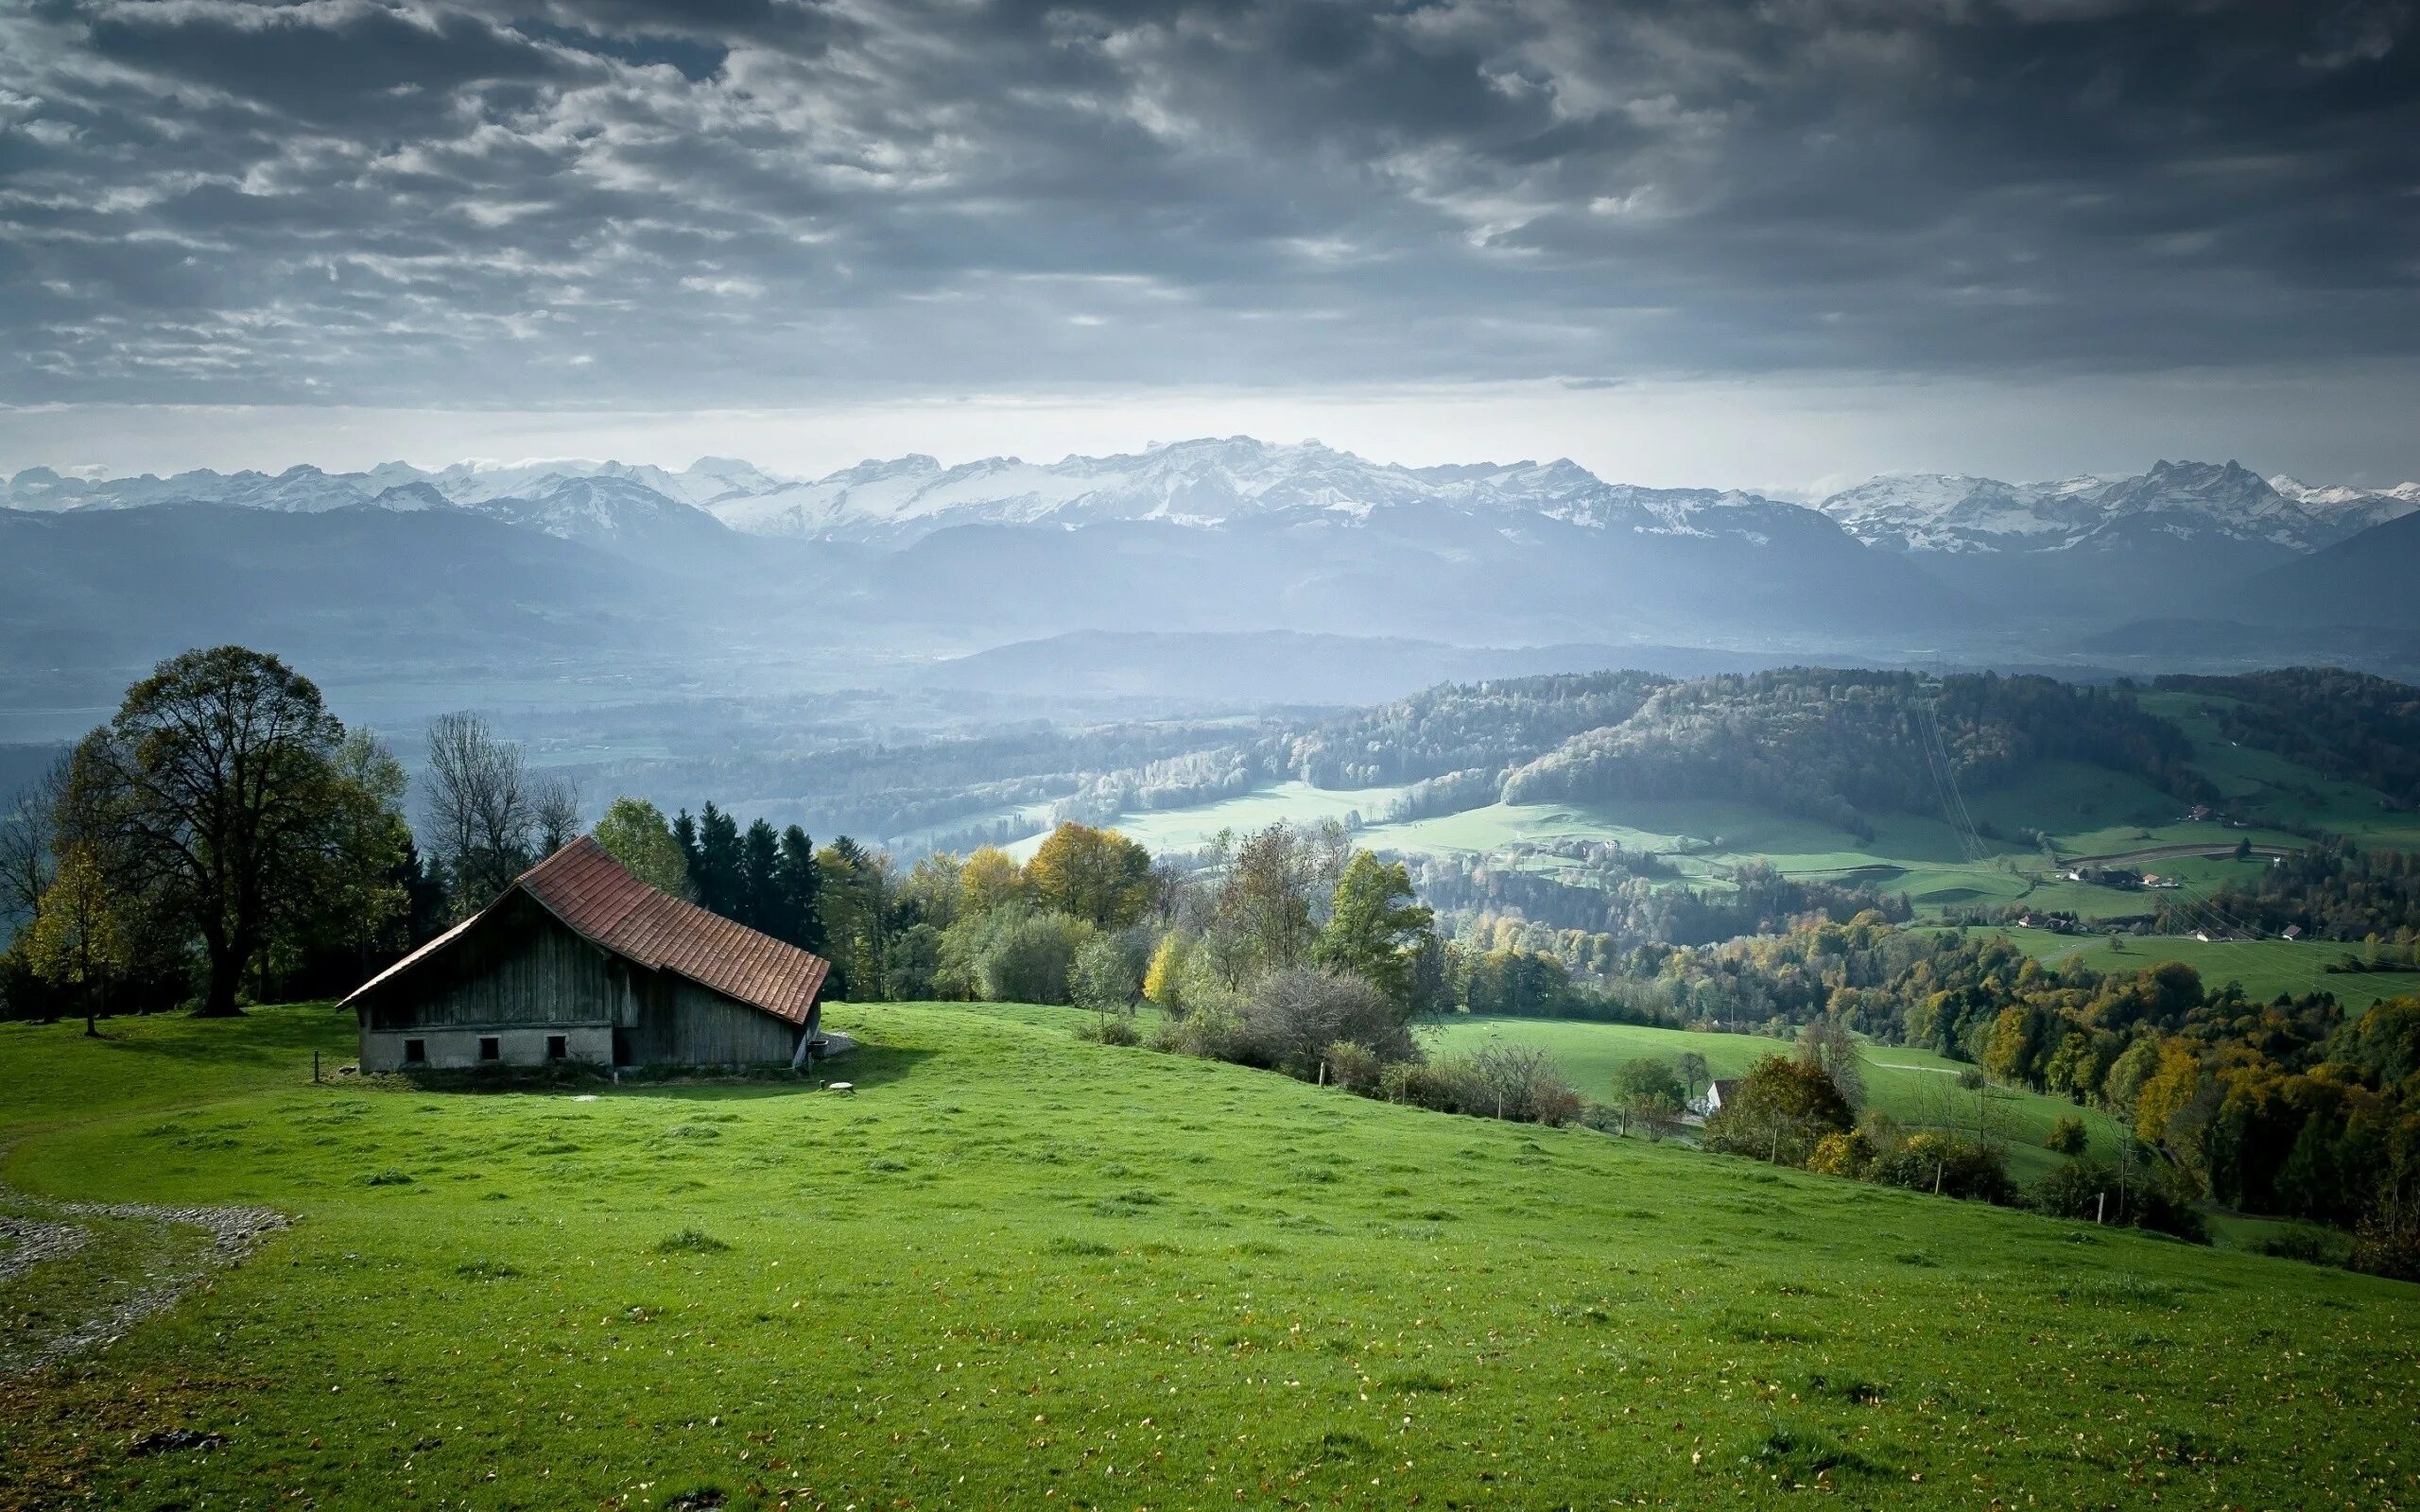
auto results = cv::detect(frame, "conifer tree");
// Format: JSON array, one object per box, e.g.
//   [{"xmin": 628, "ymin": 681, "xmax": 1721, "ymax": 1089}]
[
  {"xmin": 775, "ymin": 825, "xmax": 823, "ymax": 953},
  {"xmin": 738, "ymin": 817, "xmax": 781, "ymax": 934}
]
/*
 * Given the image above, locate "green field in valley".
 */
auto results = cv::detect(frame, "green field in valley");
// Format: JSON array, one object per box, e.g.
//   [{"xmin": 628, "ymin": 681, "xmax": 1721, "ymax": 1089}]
[
  {"xmin": 1425, "ymin": 1016, "xmax": 2128, "ymax": 1188},
  {"xmin": 1962, "ymin": 929, "xmax": 2420, "ymax": 1016},
  {"xmin": 5, "ymin": 1004, "xmax": 2417, "ymax": 1510},
  {"xmin": 1051, "ymin": 757, "xmax": 2323, "ymax": 920}
]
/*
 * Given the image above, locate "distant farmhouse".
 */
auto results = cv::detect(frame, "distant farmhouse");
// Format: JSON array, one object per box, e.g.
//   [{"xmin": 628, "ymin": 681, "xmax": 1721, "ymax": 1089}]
[
  {"xmin": 346, "ymin": 837, "xmax": 833, "ymax": 1072},
  {"xmin": 1696, "ymin": 1078, "xmax": 1741, "ymax": 1119}
]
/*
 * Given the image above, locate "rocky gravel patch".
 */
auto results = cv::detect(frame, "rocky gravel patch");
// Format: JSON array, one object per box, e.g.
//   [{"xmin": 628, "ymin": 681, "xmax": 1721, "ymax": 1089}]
[
  {"xmin": 1, "ymin": 1212, "xmax": 94, "ymax": 1287},
  {"xmin": 0, "ymin": 1193, "xmax": 290, "ymax": 1378}
]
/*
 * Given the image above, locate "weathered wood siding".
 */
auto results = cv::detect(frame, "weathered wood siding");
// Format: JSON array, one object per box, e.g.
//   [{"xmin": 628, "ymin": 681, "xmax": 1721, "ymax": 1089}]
[
  {"xmin": 629, "ymin": 973, "xmax": 801, "ymax": 1066},
  {"xmin": 359, "ymin": 893, "xmax": 621, "ymax": 1034},
  {"xmin": 355, "ymin": 891, "xmax": 804, "ymax": 1069}
]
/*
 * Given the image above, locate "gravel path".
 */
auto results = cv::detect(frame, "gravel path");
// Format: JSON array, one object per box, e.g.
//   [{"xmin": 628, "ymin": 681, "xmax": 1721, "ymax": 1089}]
[
  {"xmin": 0, "ymin": 1191, "xmax": 290, "ymax": 1378},
  {"xmin": 0, "ymin": 1212, "xmax": 93, "ymax": 1286}
]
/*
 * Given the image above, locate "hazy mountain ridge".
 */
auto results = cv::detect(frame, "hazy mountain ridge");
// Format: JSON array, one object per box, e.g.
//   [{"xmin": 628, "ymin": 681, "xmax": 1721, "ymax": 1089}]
[
  {"xmin": 14, "ymin": 443, "xmax": 2411, "ymax": 557},
  {"xmin": 1815, "ymin": 459, "xmax": 2416, "ymax": 558},
  {"xmin": 8, "ymin": 441, "xmax": 2417, "ymax": 674}
]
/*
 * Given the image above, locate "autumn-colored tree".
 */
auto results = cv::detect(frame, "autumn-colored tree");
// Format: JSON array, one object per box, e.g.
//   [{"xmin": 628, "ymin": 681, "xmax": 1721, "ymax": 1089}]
[
  {"xmin": 958, "ymin": 845, "xmax": 1028, "ymax": 919},
  {"xmin": 1025, "ymin": 823, "xmax": 1155, "ymax": 930},
  {"xmin": 1143, "ymin": 932, "xmax": 1193, "ymax": 1011},
  {"xmin": 1703, "ymin": 1055, "xmax": 1855, "ymax": 1164},
  {"xmin": 26, "ymin": 849, "xmax": 127, "ymax": 1037},
  {"xmin": 2135, "ymin": 1039, "xmax": 2207, "ymax": 1147}
]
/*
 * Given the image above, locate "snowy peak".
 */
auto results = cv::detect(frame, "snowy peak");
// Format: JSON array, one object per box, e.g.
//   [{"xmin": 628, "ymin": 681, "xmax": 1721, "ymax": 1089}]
[
  {"xmin": 701, "ymin": 436, "xmax": 1807, "ymax": 544},
  {"xmin": 2268, "ymin": 473, "xmax": 2420, "ymax": 536},
  {"xmin": 8, "ymin": 445, "xmax": 2411, "ymax": 567},
  {"xmin": 1819, "ymin": 459, "xmax": 2385, "ymax": 556}
]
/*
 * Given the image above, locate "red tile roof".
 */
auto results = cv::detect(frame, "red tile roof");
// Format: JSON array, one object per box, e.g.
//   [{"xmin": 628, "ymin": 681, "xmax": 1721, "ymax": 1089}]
[{"xmin": 343, "ymin": 836, "xmax": 830, "ymax": 1024}]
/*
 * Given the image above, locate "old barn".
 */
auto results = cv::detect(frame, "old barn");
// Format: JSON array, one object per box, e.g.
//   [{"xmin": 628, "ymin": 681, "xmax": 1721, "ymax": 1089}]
[{"xmin": 345, "ymin": 836, "xmax": 833, "ymax": 1072}]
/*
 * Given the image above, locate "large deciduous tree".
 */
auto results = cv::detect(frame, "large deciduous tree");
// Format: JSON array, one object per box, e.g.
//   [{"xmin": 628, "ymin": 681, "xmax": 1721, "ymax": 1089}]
[
  {"xmin": 62, "ymin": 646, "xmax": 378, "ymax": 1017},
  {"xmin": 1313, "ymin": 851, "xmax": 1435, "ymax": 1010},
  {"xmin": 1025, "ymin": 822, "xmax": 1156, "ymax": 930},
  {"xmin": 422, "ymin": 711, "xmax": 535, "ymax": 909}
]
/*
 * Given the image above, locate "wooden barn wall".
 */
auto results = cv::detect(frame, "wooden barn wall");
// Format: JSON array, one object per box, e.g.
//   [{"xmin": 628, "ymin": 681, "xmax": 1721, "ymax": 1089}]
[
  {"xmin": 359, "ymin": 895, "xmax": 621, "ymax": 1033},
  {"xmin": 631, "ymin": 974, "xmax": 800, "ymax": 1066}
]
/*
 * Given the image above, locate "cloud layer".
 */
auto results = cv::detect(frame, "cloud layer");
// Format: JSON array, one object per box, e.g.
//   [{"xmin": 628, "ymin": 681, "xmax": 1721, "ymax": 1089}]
[{"xmin": 4, "ymin": 0, "xmax": 2414, "ymax": 408}]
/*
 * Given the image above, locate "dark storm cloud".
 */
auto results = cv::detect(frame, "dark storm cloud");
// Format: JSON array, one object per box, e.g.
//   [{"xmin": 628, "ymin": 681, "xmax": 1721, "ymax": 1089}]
[{"xmin": 1, "ymin": 0, "xmax": 2413, "ymax": 406}]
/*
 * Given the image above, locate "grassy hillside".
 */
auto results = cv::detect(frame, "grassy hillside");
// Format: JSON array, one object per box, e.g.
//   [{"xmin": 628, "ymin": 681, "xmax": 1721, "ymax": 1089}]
[
  {"xmin": 1426, "ymin": 1017, "xmax": 2126, "ymax": 1186},
  {"xmin": 5, "ymin": 1005, "xmax": 2417, "ymax": 1510},
  {"xmin": 2136, "ymin": 689, "xmax": 2420, "ymax": 850},
  {"xmin": 1963, "ymin": 929, "xmax": 2420, "ymax": 1015}
]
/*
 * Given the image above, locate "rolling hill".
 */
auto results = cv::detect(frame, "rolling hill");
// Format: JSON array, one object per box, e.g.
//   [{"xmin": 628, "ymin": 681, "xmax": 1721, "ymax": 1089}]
[{"xmin": 2, "ymin": 1003, "xmax": 2412, "ymax": 1509}]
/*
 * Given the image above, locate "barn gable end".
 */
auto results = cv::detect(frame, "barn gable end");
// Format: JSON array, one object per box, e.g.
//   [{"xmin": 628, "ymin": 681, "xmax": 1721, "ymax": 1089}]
[{"xmin": 345, "ymin": 837, "xmax": 831, "ymax": 1073}]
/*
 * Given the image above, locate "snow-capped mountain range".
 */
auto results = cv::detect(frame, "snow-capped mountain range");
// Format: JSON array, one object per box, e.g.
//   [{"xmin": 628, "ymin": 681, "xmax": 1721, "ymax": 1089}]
[
  {"xmin": 1812, "ymin": 459, "xmax": 2417, "ymax": 558},
  {"xmin": 10, "ymin": 440, "xmax": 2411, "ymax": 564},
  {"xmin": 0, "ymin": 438, "xmax": 1819, "ymax": 551}
]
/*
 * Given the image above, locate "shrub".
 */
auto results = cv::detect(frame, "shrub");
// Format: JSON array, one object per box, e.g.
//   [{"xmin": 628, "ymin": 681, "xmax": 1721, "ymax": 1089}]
[
  {"xmin": 2047, "ymin": 1115, "xmax": 2089, "ymax": 1156},
  {"xmin": 970, "ymin": 908, "xmax": 1095, "ymax": 1005},
  {"xmin": 2027, "ymin": 1158, "xmax": 2207, "ymax": 1241},
  {"xmin": 2258, "ymin": 1228, "xmax": 2341, "ymax": 1266},
  {"xmin": 1321, "ymin": 1040, "xmax": 1383, "ymax": 1093},
  {"xmin": 1077, "ymin": 1016, "xmax": 1141, "ymax": 1046},
  {"xmin": 1149, "ymin": 1006, "xmax": 1270, "ymax": 1067},
  {"xmin": 2349, "ymin": 1213, "xmax": 2420, "ymax": 1281},
  {"xmin": 1529, "ymin": 1078, "xmax": 1584, "ymax": 1128},
  {"xmin": 1443, "ymin": 1041, "xmax": 1582, "ymax": 1125},
  {"xmin": 1237, "ymin": 967, "xmax": 1417, "ymax": 1077},
  {"xmin": 1806, "ymin": 1128, "xmax": 1876, "ymax": 1179},
  {"xmin": 1377, "ymin": 1058, "xmax": 1453, "ymax": 1108},
  {"xmin": 1871, "ymin": 1132, "xmax": 2014, "ymax": 1205},
  {"xmin": 1703, "ymin": 1056, "xmax": 1855, "ymax": 1165}
]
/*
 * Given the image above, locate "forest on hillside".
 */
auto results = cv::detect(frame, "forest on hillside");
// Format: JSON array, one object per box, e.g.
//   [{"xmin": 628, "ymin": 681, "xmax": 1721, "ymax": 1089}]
[
  {"xmin": 1501, "ymin": 671, "xmax": 2210, "ymax": 840},
  {"xmin": 2155, "ymin": 668, "xmax": 2420, "ymax": 807}
]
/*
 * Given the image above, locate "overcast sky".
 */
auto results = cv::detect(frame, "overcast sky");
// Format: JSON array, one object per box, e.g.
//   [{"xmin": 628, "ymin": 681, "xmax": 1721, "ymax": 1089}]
[{"xmin": 3, "ymin": 0, "xmax": 2415, "ymax": 488}]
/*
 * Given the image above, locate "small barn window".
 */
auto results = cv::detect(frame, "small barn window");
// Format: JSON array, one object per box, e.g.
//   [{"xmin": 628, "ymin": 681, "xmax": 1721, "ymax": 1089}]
[
  {"xmin": 546, "ymin": 1035, "xmax": 568, "ymax": 1061},
  {"xmin": 404, "ymin": 1039, "xmax": 426, "ymax": 1065},
  {"xmin": 478, "ymin": 1036, "xmax": 501, "ymax": 1061}
]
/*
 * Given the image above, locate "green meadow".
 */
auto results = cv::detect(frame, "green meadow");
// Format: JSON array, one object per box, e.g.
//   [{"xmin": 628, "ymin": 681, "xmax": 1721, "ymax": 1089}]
[
  {"xmin": 1425, "ymin": 1017, "xmax": 2128, "ymax": 1187},
  {"xmin": 1964, "ymin": 929, "xmax": 2420, "ymax": 1016},
  {"xmin": 6, "ymin": 1005, "xmax": 2418, "ymax": 1510}
]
